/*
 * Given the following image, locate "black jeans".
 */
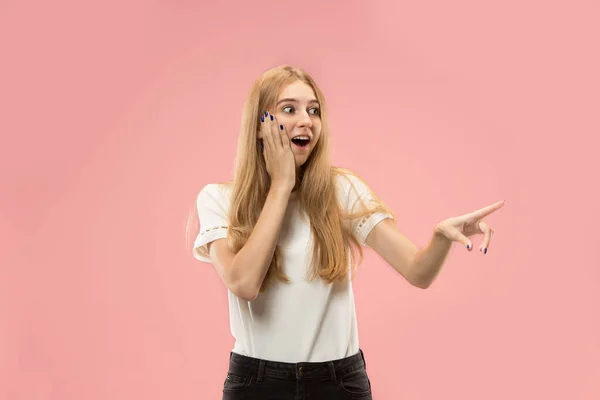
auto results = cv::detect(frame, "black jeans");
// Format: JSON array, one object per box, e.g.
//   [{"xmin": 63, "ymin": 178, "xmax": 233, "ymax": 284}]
[{"xmin": 222, "ymin": 349, "xmax": 373, "ymax": 399}]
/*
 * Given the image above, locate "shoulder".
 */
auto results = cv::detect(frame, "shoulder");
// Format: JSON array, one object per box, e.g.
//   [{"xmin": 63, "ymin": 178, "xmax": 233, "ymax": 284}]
[
  {"xmin": 333, "ymin": 166, "xmax": 358, "ymax": 186},
  {"xmin": 332, "ymin": 167, "xmax": 385, "ymax": 216},
  {"xmin": 332, "ymin": 167, "xmax": 372, "ymax": 197},
  {"xmin": 196, "ymin": 181, "xmax": 234, "ymax": 207}
]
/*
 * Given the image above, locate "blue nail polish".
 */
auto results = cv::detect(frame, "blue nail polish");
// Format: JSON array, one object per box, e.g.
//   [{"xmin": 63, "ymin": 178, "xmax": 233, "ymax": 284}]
[
  {"xmin": 484, "ymin": 248, "xmax": 488, "ymax": 254},
  {"xmin": 260, "ymin": 116, "xmax": 264, "ymax": 122},
  {"xmin": 264, "ymin": 111, "xmax": 268, "ymax": 117},
  {"xmin": 467, "ymin": 244, "xmax": 470, "ymax": 250},
  {"xmin": 270, "ymin": 114, "xmax": 274, "ymax": 121},
  {"xmin": 280, "ymin": 125, "xmax": 283, "ymax": 130}
]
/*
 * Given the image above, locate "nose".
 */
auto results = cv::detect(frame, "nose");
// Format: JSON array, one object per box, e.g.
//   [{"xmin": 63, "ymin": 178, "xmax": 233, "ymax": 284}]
[{"xmin": 297, "ymin": 110, "xmax": 312, "ymax": 128}]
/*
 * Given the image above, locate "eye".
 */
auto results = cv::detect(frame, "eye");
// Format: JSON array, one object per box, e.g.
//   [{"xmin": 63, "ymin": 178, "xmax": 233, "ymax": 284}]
[{"xmin": 281, "ymin": 105, "xmax": 320, "ymax": 116}]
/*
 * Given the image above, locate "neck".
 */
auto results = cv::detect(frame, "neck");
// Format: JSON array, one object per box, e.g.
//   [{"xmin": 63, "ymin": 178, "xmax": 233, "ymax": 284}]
[{"xmin": 293, "ymin": 166, "xmax": 303, "ymax": 192}]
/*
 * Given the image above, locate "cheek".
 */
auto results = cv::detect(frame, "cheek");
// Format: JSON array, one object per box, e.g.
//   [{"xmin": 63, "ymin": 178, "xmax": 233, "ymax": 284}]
[
  {"xmin": 312, "ymin": 125, "xmax": 322, "ymax": 140},
  {"xmin": 272, "ymin": 114, "xmax": 291, "ymax": 132},
  {"xmin": 313, "ymin": 118, "xmax": 322, "ymax": 130}
]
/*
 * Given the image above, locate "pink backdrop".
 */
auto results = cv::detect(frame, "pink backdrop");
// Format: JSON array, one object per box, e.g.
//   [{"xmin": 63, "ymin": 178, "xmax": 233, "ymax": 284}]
[{"xmin": 2, "ymin": 0, "xmax": 599, "ymax": 399}]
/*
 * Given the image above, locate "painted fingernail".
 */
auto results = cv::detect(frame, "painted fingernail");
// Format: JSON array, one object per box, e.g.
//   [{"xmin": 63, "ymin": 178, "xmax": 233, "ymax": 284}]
[
  {"xmin": 484, "ymin": 248, "xmax": 488, "ymax": 254},
  {"xmin": 260, "ymin": 116, "xmax": 264, "ymax": 122},
  {"xmin": 280, "ymin": 125, "xmax": 283, "ymax": 130},
  {"xmin": 264, "ymin": 111, "xmax": 268, "ymax": 117},
  {"xmin": 270, "ymin": 114, "xmax": 274, "ymax": 121},
  {"xmin": 467, "ymin": 244, "xmax": 470, "ymax": 250}
]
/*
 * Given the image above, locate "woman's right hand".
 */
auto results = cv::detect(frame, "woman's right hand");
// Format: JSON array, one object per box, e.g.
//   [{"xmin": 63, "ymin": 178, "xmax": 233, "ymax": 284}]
[{"xmin": 260, "ymin": 111, "xmax": 296, "ymax": 193}]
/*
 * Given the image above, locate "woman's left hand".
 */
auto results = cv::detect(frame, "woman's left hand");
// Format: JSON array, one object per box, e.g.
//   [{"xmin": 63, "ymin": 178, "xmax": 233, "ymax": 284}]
[{"xmin": 434, "ymin": 200, "xmax": 505, "ymax": 254}]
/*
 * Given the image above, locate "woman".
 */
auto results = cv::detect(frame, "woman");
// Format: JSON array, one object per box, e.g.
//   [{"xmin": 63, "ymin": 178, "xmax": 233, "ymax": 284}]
[{"xmin": 190, "ymin": 65, "xmax": 504, "ymax": 399}]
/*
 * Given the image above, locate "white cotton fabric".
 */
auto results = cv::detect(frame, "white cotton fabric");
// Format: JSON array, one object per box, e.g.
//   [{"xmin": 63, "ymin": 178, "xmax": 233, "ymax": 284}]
[{"xmin": 193, "ymin": 171, "xmax": 392, "ymax": 363}]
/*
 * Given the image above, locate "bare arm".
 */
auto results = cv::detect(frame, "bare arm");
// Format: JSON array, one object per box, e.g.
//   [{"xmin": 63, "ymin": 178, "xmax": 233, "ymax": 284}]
[
  {"xmin": 366, "ymin": 200, "xmax": 504, "ymax": 289},
  {"xmin": 365, "ymin": 219, "xmax": 452, "ymax": 289},
  {"xmin": 208, "ymin": 187, "xmax": 291, "ymax": 301},
  {"xmin": 365, "ymin": 219, "xmax": 422, "ymax": 287},
  {"xmin": 207, "ymin": 111, "xmax": 296, "ymax": 301}
]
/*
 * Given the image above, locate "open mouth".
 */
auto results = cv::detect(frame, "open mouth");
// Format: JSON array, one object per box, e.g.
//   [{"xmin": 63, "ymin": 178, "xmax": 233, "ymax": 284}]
[{"xmin": 291, "ymin": 136, "xmax": 310, "ymax": 148}]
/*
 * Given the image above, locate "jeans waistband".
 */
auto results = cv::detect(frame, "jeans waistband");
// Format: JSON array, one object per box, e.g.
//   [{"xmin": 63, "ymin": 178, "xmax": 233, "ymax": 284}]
[{"xmin": 227, "ymin": 349, "xmax": 367, "ymax": 382}]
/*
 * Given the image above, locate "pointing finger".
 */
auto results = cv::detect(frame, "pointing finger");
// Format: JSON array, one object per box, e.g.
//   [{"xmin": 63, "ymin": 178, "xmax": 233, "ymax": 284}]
[{"xmin": 468, "ymin": 200, "xmax": 505, "ymax": 221}]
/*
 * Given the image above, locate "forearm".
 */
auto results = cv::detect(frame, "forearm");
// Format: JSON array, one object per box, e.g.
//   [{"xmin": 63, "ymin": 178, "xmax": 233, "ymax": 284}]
[
  {"xmin": 409, "ymin": 227, "xmax": 453, "ymax": 288},
  {"xmin": 229, "ymin": 187, "xmax": 291, "ymax": 297}
]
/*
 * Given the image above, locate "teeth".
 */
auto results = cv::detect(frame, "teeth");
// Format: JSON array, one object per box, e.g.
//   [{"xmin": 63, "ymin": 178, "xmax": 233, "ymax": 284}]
[{"xmin": 293, "ymin": 136, "xmax": 310, "ymax": 140}]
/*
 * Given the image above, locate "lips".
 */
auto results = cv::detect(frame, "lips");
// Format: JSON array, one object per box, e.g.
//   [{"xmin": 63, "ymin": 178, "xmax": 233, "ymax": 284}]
[{"xmin": 291, "ymin": 135, "xmax": 311, "ymax": 148}]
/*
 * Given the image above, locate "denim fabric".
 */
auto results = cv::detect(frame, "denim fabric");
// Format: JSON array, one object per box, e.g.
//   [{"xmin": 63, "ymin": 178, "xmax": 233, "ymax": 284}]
[{"xmin": 221, "ymin": 349, "xmax": 373, "ymax": 400}]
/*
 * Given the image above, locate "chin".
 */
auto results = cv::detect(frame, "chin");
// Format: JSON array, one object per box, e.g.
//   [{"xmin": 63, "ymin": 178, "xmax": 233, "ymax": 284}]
[{"xmin": 294, "ymin": 154, "xmax": 309, "ymax": 167}]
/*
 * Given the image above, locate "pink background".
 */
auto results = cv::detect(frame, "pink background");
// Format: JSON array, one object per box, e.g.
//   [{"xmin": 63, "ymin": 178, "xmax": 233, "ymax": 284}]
[{"xmin": 1, "ymin": 0, "xmax": 599, "ymax": 399}]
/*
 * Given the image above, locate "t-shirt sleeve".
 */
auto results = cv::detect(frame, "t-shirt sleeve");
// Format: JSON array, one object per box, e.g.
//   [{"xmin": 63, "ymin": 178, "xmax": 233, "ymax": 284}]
[
  {"xmin": 337, "ymin": 172, "xmax": 393, "ymax": 247},
  {"xmin": 192, "ymin": 184, "xmax": 229, "ymax": 263}
]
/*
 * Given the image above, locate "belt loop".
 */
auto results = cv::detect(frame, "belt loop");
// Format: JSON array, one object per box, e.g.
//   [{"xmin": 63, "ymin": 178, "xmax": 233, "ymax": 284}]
[
  {"xmin": 360, "ymin": 349, "xmax": 367, "ymax": 370},
  {"xmin": 257, "ymin": 360, "xmax": 266, "ymax": 383},
  {"xmin": 327, "ymin": 361, "xmax": 336, "ymax": 381}
]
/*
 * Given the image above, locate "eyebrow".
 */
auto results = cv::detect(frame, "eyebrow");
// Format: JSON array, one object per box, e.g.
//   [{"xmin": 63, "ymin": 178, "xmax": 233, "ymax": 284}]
[{"xmin": 277, "ymin": 98, "xmax": 319, "ymax": 105}]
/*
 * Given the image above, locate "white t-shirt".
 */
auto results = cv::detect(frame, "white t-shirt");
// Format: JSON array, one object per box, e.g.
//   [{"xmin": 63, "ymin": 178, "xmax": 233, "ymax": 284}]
[{"xmin": 193, "ymin": 171, "xmax": 392, "ymax": 363}]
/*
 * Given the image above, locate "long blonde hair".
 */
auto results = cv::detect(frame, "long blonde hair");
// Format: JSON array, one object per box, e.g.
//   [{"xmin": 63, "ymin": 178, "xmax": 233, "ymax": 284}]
[{"xmin": 187, "ymin": 65, "xmax": 396, "ymax": 292}]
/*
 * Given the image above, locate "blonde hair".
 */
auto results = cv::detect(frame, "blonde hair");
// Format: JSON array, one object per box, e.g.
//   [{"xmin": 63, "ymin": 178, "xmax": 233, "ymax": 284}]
[{"xmin": 187, "ymin": 65, "xmax": 396, "ymax": 291}]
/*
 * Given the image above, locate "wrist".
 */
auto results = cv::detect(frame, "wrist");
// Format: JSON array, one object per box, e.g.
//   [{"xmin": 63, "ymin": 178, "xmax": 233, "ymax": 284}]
[
  {"xmin": 268, "ymin": 185, "xmax": 293, "ymax": 197},
  {"xmin": 433, "ymin": 223, "xmax": 452, "ymax": 244}
]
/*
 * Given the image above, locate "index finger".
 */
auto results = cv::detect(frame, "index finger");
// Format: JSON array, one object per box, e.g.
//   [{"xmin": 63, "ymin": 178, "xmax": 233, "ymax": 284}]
[
  {"xmin": 261, "ymin": 112, "xmax": 274, "ymax": 150},
  {"xmin": 468, "ymin": 200, "xmax": 505, "ymax": 220},
  {"xmin": 269, "ymin": 113, "xmax": 284, "ymax": 147}
]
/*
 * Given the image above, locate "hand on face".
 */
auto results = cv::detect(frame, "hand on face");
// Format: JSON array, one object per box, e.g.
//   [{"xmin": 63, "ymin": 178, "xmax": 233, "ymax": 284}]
[{"xmin": 259, "ymin": 111, "xmax": 296, "ymax": 192}]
